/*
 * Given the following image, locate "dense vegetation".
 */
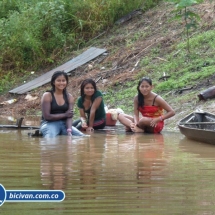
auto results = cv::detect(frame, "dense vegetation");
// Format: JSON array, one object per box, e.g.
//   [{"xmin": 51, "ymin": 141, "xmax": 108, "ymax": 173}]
[
  {"xmin": 0, "ymin": 0, "xmax": 215, "ymax": 124},
  {"xmin": 0, "ymin": 0, "xmax": 160, "ymax": 93}
]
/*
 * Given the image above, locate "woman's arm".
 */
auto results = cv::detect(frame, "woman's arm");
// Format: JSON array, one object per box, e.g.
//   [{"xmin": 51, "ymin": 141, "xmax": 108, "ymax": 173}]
[
  {"xmin": 66, "ymin": 94, "xmax": 74, "ymax": 135},
  {"xmin": 146, "ymin": 95, "xmax": 175, "ymax": 128},
  {"xmin": 79, "ymin": 108, "xmax": 88, "ymax": 129},
  {"xmin": 156, "ymin": 96, "xmax": 175, "ymax": 120},
  {"xmin": 88, "ymin": 96, "xmax": 102, "ymax": 131},
  {"xmin": 133, "ymin": 96, "xmax": 139, "ymax": 124},
  {"xmin": 41, "ymin": 92, "xmax": 73, "ymax": 121}
]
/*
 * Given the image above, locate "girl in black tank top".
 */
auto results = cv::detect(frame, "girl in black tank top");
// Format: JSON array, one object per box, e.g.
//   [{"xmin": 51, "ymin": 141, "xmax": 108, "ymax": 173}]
[
  {"xmin": 40, "ymin": 71, "xmax": 84, "ymax": 137},
  {"xmin": 50, "ymin": 91, "xmax": 69, "ymax": 114}
]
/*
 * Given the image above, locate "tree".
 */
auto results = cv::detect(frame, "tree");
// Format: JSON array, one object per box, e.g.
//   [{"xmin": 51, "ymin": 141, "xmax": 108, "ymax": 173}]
[{"xmin": 166, "ymin": 0, "xmax": 203, "ymax": 53}]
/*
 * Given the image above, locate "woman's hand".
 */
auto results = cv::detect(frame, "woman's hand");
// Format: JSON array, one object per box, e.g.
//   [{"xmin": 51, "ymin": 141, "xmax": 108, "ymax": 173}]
[
  {"xmin": 150, "ymin": 118, "xmax": 160, "ymax": 127},
  {"xmin": 67, "ymin": 132, "xmax": 72, "ymax": 136},
  {"xmin": 81, "ymin": 123, "xmax": 88, "ymax": 129},
  {"xmin": 130, "ymin": 123, "xmax": 136, "ymax": 130},
  {"xmin": 65, "ymin": 109, "xmax": 73, "ymax": 118},
  {"xmin": 130, "ymin": 122, "xmax": 144, "ymax": 132},
  {"xmin": 86, "ymin": 127, "xmax": 94, "ymax": 132},
  {"xmin": 67, "ymin": 128, "xmax": 72, "ymax": 136},
  {"xmin": 80, "ymin": 117, "xmax": 88, "ymax": 129}
]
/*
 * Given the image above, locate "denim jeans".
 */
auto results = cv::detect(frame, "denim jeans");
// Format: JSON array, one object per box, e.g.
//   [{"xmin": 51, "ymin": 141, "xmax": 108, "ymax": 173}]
[{"xmin": 40, "ymin": 120, "xmax": 85, "ymax": 138}]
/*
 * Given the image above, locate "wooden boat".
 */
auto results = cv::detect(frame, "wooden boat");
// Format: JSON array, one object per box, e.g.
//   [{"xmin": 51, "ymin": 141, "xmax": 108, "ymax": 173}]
[{"xmin": 178, "ymin": 111, "xmax": 215, "ymax": 145}]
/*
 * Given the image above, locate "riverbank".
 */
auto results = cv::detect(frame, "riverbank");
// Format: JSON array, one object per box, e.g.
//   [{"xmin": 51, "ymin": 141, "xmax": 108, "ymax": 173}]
[{"xmin": 0, "ymin": 0, "xmax": 215, "ymax": 131}]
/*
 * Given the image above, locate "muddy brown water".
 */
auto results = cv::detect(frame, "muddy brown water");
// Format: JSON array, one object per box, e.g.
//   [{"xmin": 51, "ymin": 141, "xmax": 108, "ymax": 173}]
[{"xmin": 1, "ymin": 117, "xmax": 215, "ymax": 214}]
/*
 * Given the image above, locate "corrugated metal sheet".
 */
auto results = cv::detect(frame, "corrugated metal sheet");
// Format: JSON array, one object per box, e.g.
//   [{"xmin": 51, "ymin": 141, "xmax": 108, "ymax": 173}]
[{"xmin": 9, "ymin": 47, "xmax": 106, "ymax": 94}]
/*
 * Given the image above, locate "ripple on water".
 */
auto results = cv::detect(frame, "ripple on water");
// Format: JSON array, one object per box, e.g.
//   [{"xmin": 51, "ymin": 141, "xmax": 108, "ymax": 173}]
[{"xmin": 1, "ymin": 130, "xmax": 215, "ymax": 214}]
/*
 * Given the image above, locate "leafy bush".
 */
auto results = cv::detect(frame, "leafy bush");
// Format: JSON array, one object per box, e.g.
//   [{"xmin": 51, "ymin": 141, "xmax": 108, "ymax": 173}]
[{"xmin": 0, "ymin": 0, "xmax": 161, "ymax": 87}]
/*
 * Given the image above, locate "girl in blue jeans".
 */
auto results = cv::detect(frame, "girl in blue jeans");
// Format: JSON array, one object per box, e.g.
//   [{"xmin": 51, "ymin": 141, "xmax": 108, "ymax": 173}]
[{"xmin": 40, "ymin": 71, "xmax": 84, "ymax": 138}]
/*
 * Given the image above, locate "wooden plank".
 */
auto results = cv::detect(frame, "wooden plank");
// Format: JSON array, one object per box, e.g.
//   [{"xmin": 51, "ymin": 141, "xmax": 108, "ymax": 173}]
[
  {"xmin": 9, "ymin": 47, "xmax": 106, "ymax": 94},
  {"xmin": 0, "ymin": 125, "xmax": 39, "ymax": 129}
]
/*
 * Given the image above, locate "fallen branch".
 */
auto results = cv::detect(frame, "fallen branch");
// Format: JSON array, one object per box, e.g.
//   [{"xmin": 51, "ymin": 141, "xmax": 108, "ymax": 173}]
[
  {"xmin": 175, "ymin": 86, "xmax": 193, "ymax": 94},
  {"xmin": 125, "ymin": 37, "xmax": 167, "ymax": 64},
  {"xmin": 158, "ymin": 75, "xmax": 171, "ymax": 81},
  {"xmin": 95, "ymin": 76, "xmax": 102, "ymax": 83},
  {"xmin": 88, "ymin": 31, "xmax": 106, "ymax": 42},
  {"xmin": 130, "ymin": 60, "xmax": 140, "ymax": 72},
  {"xmin": 173, "ymin": 49, "xmax": 181, "ymax": 57},
  {"xmin": 115, "ymin": 9, "xmax": 143, "ymax": 25},
  {"xmin": 155, "ymin": 57, "xmax": 168, "ymax": 62},
  {"xmin": 198, "ymin": 86, "xmax": 215, "ymax": 101}
]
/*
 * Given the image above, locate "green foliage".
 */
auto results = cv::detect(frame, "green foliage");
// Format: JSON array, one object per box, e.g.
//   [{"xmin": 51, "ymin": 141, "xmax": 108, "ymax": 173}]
[
  {"xmin": 0, "ymin": 70, "xmax": 15, "ymax": 93},
  {"xmin": 103, "ymin": 82, "xmax": 137, "ymax": 113},
  {"xmin": 148, "ymin": 30, "xmax": 215, "ymax": 92},
  {"xmin": 0, "ymin": 0, "xmax": 161, "ymax": 94},
  {"xmin": 0, "ymin": 0, "xmax": 19, "ymax": 19},
  {"xmin": 167, "ymin": 0, "xmax": 203, "ymax": 8},
  {"xmin": 136, "ymin": 69, "xmax": 148, "ymax": 80}
]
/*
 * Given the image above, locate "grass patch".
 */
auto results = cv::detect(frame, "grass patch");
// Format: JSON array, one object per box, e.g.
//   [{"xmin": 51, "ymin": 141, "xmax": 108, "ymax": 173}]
[{"xmin": 102, "ymin": 29, "xmax": 215, "ymax": 112}]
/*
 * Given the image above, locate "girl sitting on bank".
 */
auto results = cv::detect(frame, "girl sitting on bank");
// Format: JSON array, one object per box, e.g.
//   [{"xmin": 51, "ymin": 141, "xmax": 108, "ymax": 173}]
[
  {"xmin": 73, "ymin": 78, "xmax": 106, "ymax": 132},
  {"xmin": 118, "ymin": 77, "xmax": 175, "ymax": 133},
  {"xmin": 40, "ymin": 71, "xmax": 84, "ymax": 138}
]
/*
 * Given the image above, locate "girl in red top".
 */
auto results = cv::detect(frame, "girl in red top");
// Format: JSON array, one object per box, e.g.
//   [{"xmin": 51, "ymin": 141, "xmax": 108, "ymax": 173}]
[{"xmin": 118, "ymin": 77, "xmax": 175, "ymax": 133}]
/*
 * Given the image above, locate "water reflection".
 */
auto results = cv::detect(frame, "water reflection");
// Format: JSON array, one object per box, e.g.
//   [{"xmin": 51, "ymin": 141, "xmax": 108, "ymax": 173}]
[
  {"xmin": 39, "ymin": 133, "xmax": 167, "ymax": 201},
  {"xmin": 55, "ymin": 134, "xmax": 164, "ymax": 205},
  {"xmin": 135, "ymin": 134, "xmax": 165, "ymax": 182},
  {"xmin": 40, "ymin": 136, "xmax": 77, "ymax": 190},
  {"xmin": 2, "ymin": 129, "xmax": 215, "ymax": 214},
  {"xmin": 179, "ymin": 137, "xmax": 215, "ymax": 159},
  {"xmin": 40, "ymin": 135, "xmax": 103, "ymax": 191},
  {"xmin": 102, "ymin": 133, "xmax": 166, "ymax": 183}
]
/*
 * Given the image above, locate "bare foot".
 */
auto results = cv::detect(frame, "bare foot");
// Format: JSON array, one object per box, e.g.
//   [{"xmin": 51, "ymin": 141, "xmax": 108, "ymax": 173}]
[
  {"xmin": 125, "ymin": 126, "xmax": 132, "ymax": 132},
  {"xmin": 131, "ymin": 125, "xmax": 144, "ymax": 133}
]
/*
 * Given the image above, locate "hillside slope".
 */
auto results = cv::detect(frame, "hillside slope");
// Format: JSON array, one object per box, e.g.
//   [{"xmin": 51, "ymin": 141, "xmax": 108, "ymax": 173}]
[{"xmin": 0, "ymin": 0, "xmax": 215, "ymax": 131}]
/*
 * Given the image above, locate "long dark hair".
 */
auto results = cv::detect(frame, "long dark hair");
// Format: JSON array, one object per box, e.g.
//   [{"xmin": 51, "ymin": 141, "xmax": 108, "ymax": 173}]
[
  {"xmin": 50, "ymin": 71, "xmax": 68, "ymax": 91},
  {"xmin": 80, "ymin": 78, "xmax": 97, "ymax": 99},
  {"xmin": 49, "ymin": 70, "xmax": 69, "ymax": 103},
  {"xmin": 137, "ymin": 77, "xmax": 152, "ymax": 108}
]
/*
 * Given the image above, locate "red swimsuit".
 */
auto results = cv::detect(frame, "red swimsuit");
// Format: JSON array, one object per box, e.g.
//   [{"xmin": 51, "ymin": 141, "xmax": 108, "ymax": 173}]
[{"xmin": 138, "ymin": 95, "xmax": 164, "ymax": 133}]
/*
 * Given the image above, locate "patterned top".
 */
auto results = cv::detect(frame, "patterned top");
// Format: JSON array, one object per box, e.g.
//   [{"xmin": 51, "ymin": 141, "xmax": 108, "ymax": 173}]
[{"xmin": 138, "ymin": 105, "xmax": 164, "ymax": 118}]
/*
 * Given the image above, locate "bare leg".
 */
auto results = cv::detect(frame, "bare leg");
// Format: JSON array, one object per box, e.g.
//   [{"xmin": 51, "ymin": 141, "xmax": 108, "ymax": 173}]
[
  {"xmin": 138, "ymin": 117, "xmax": 154, "ymax": 133},
  {"xmin": 118, "ymin": 113, "xmax": 134, "ymax": 131},
  {"xmin": 131, "ymin": 124, "xmax": 144, "ymax": 133}
]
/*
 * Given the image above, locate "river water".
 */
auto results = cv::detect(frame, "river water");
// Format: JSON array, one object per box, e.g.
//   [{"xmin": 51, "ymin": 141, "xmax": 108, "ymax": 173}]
[{"xmin": 1, "ymin": 117, "xmax": 215, "ymax": 214}]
